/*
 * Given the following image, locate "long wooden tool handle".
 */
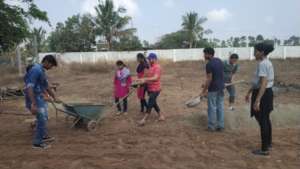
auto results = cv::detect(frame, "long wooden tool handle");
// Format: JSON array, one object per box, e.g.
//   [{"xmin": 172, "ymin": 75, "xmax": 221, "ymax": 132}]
[
  {"xmin": 113, "ymin": 88, "xmax": 136, "ymax": 107},
  {"xmin": 225, "ymin": 80, "xmax": 246, "ymax": 87}
]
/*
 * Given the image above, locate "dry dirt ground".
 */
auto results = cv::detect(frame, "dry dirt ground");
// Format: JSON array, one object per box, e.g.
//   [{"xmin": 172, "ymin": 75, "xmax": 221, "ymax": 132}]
[{"xmin": 0, "ymin": 59, "xmax": 299, "ymax": 169}]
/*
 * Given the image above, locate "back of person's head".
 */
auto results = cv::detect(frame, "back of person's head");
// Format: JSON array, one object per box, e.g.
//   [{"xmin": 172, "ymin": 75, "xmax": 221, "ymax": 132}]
[
  {"xmin": 203, "ymin": 47, "xmax": 215, "ymax": 56},
  {"xmin": 137, "ymin": 53, "xmax": 145, "ymax": 59},
  {"xmin": 42, "ymin": 55, "xmax": 57, "ymax": 66},
  {"xmin": 254, "ymin": 42, "xmax": 274, "ymax": 56},
  {"xmin": 116, "ymin": 60, "xmax": 126, "ymax": 67},
  {"xmin": 230, "ymin": 53, "xmax": 239, "ymax": 60}
]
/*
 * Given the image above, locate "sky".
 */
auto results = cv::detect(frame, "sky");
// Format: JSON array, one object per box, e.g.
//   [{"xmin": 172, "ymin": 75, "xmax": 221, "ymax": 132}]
[{"xmin": 30, "ymin": 0, "xmax": 300, "ymax": 43}]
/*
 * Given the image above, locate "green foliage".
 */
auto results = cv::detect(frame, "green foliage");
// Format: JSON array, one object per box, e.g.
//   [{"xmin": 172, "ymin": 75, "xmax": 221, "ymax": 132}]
[
  {"xmin": 95, "ymin": 0, "xmax": 135, "ymax": 50},
  {"xmin": 113, "ymin": 35, "xmax": 143, "ymax": 51},
  {"xmin": 284, "ymin": 36, "xmax": 300, "ymax": 46},
  {"xmin": 47, "ymin": 14, "xmax": 96, "ymax": 52},
  {"xmin": 155, "ymin": 31, "xmax": 190, "ymax": 49},
  {"xmin": 181, "ymin": 12, "xmax": 209, "ymax": 48},
  {"xmin": 155, "ymin": 11, "xmax": 211, "ymax": 49},
  {"xmin": 0, "ymin": 0, "xmax": 48, "ymax": 52},
  {"xmin": 22, "ymin": 27, "xmax": 47, "ymax": 60}
]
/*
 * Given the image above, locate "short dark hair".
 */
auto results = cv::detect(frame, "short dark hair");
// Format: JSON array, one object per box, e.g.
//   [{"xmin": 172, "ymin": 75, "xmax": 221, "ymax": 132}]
[
  {"xmin": 203, "ymin": 47, "xmax": 215, "ymax": 56},
  {"xmin": 254, "ymin": 42, "xmax": 274, "ymax": 56},
  {"xmin": 42, "ymin": 55, "xmax": 57, "ymax": 66},
  {"xmin": 230, "ymin": 53, "xmax": 239, "ymax": 59},
  {"xmin": 116, "ymin": 60, "xmax": 126, "ymax": 67}
]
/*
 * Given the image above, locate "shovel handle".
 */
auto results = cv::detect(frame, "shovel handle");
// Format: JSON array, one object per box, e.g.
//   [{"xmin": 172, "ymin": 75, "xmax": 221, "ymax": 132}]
[
  {"xmin": 225, "ymin": 80, "xmax": 246, "ymax": 87},
  {"xmin": 113, "ymin": 88, "xmax": 135, "ymax": 107}
]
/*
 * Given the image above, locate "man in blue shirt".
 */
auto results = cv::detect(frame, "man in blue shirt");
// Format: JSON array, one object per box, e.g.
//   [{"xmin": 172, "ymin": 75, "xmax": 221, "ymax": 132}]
[
  {"xmin": 200, "ymin": 47, "xmax": 225, "ymax": 131},
  {"xmin": 24, "ymin": 55, "xmax": 59, "ymax": 149}
]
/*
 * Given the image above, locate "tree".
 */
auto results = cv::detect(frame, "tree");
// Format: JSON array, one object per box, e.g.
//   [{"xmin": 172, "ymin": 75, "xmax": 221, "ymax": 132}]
[
  {"xmin": 94, "ymin": 0, "xmax": 136, "ymax": 50},
  {"xmin": 47, "ymin": 14, "xmax": 96, "ymax": 52},
  {"xmin": 181, "ymin": 12, "xmax": 208, "ymax": 48},
  {"xmin": 240, "ymin": 36, "xmax": 247, "ymax": 47},
  {"xmin": 142, "ymin": 40, "xmax": 150, "ymax": 49},
  {"xmin": 209, "ymin": 38, "xmax": 220, "ymax": 48},
  {"xmin": 233, "ymin": 37, "xmax": 240, "ymax": 47},
  {"xmin": 0, "ymin": 0, "xmax": 48, "ymax": 52},
  {"xmin": 284, "ymin": 36, "xmax": 300, "ymax": 46},
  {"xmin": 248, "ymin": 36, "xmax": 256, "ymax": 47},
  {"xmin": 155, "ymin": 31, "xmax": 189, "ymax": 49},
  {"xmin": 113, "ymin": 35, "xmax": 143, "ymax": 51},
  {"xmin": 221, "ymin": 40, "xmax": 227, "ymax": 47},
  {"xmin": 23, "ymin": 27, "xmax": 47, "ymax": 60}
]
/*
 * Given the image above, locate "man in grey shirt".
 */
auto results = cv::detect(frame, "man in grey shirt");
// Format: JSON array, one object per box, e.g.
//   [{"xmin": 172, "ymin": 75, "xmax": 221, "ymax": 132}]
[
  {"xmin": 224, "ymin": 53, "xmax": 240, "ymax": 111},
  {"xmin": 246, "ymin": 42, "xmax": 275, "ymax": 156}
]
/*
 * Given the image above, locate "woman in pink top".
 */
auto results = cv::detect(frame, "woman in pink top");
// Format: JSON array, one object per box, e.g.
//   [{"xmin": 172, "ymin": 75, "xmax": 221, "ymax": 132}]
[
  {"xmin": 136, "ymin": 53, "xmax": 165, "ymax": 126},
  {"xmin": 114, "ymin": 60, "xmax": 132, "ymax": 115}
]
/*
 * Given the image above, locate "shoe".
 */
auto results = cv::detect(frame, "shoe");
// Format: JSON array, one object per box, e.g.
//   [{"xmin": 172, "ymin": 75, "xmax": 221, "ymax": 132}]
[
  {"xmin": 216, "ymin": 127, "xmax": 224, "ymax": 132},
  {"xmin": 32, "ymin": 143, "xmax": 51, "ymax": 150},
  {"xmin": 123, "ymin": 112, "xmax": 128, "ymax": 116},
  {"xmin": 228, "ymin": 106, "xmax": 235, "ymax": 111},
  {"xmin": 137, "ymin": 119, "xmax": 146, "ymax": 126},
  {"xmin": 43, "ymin": 136, "xmax": 55, "ymax": 143},
  {"xmin": 116, "ymin": 111, "xmax": 122, "ymax": 116},
  {"xmin": 252, "ymin": 149, "xmax": 269, "ymax": 156},
  {"xmin": 158, "ymin": 115, "xmax": 165, "ymax": 122},
  {"xmin": 268, "ymin": 144, "xmax": 273, "ymax": 150}
]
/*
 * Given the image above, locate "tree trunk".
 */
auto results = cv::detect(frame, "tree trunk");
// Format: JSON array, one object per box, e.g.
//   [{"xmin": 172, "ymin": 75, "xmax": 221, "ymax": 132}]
[
  {"xmin": 189, "ymin": 41, "xmax": 193, "ymax": 48},
  {"xmin": 16, "ymin": 46, "xmax": 22, "ymax": 77},
  {"xmin": 106, "ymin": 36, "xmax": 112, "ymax": 51}
]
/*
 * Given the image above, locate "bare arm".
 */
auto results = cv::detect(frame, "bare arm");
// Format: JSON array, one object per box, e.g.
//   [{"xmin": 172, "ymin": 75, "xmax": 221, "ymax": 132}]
[
  {"xmin": 255, "ymin": 77, "xmax": 268, "ymax": 103},
  {"xmin": 144, "ymin": 74, "xmax": 159, "ymax": 82},
  {"xmin": 201, "ymin": 73, "xmax": 212, "ymax": 95},
  {"xmin": 46, "ymin": 87, "xmax": 57, "ymax": 101}
]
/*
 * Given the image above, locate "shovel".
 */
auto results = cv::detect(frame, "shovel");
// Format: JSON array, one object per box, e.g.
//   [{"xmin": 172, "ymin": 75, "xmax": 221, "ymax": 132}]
[{"xmin": 185, "ymin": 80, "xmax": 247, "ymax": 108}]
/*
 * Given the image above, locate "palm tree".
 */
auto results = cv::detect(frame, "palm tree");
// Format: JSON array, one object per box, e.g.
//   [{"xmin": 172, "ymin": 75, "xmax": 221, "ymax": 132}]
[
  {"xmin": 32, "ymin": 27, "xmax": 46, "ymax": 52},
  {"xmin": 182, "ymin": 12, "xmax": 209, "ymax": 48},
  {"xmin": 94, "ymin": 0, "xmax": 136, "ymax": 50}
]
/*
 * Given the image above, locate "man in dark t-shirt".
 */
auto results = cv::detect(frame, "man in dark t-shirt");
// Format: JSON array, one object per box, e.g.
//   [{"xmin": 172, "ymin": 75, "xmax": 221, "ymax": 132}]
[{"xmin": 200, "ymin": 47, "xmax": 225, "ymax": 131}]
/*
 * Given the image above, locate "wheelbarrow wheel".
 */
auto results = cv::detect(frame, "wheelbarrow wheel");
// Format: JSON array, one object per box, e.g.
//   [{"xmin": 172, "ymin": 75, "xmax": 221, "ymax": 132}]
[{"xmin": 87, "ymin": 120, "xmax": 97, "ymax": 132}]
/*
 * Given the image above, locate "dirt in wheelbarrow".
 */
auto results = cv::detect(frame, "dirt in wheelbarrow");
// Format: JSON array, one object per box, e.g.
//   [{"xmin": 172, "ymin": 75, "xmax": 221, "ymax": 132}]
[{"xmin": 0, "ymin": 59, "xmax": 300, "ymax": 169}]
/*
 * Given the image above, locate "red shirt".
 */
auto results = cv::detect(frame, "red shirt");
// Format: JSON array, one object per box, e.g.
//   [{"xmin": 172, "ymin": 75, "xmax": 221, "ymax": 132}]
[{"xmin": 147, "ymin": 63, "xmax": 161, "ymax": 92}]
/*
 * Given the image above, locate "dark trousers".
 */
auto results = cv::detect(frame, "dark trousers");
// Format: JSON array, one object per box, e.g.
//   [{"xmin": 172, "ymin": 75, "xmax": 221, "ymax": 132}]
[
  {"xmin": 254, "ymin": 111, "xmax": 272, "ymax": 151},
  {"xmin": 115, "ymin": 97, "xmax": 128, "ymax": 112},
  {"xmin": 146, "ymin": 91, "xmax": 160, "ymax": 114},
  {"xmin": 251, "ymin": 88, "xmax": 273, "ymax": 151},
  {"xmin": 140, "ymin": 99, "xmax": 148, "ymax": 112}
]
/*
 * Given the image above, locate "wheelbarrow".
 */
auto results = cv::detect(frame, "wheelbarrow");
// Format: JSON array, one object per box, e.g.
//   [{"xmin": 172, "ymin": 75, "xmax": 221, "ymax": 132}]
[{"xmin": 51, "ymin": 102, "xmax": 106, "ymax": 131}]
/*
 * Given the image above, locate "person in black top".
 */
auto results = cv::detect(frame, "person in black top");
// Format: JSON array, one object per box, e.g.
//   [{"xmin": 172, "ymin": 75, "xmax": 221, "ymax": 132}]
[{"xmin": 136, "ymin": 53, "xmax": 149, "ymax": 113}]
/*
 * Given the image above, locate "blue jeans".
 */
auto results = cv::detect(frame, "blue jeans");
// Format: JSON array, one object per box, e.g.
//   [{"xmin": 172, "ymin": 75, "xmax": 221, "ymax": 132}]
[
  {"xmin": 207, "ymin": 91, "xmax": 225, "ymax": 129},
  {"xmin": 33, "ymin": 106, "xmax": 48, "ymax": 145},
  {"xmin": 226, "ymin": 85, "xmax": 236, "ymax": 104}
]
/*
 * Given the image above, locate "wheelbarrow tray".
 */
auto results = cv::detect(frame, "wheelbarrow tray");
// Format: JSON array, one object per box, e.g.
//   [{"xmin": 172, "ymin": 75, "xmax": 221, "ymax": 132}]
[{"xmin": 63, "ymin": 103, "xmax": 105, "ymax": 121}]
